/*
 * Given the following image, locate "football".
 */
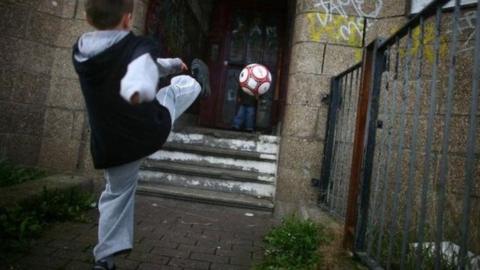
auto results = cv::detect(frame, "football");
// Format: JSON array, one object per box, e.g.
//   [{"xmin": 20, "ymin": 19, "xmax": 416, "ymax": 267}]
[{"xmin": 238, "ymin": 64, "xmax": 272, "ymax": 96}]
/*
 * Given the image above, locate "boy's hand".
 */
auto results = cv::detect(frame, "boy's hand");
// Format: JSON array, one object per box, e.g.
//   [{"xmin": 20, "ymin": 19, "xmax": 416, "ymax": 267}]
[
  {"xmin": 130, "ymin": 92, "xmax": 141, "ymax": 105},
  {"xmin": 180, "ymin": 62, "xmax": 188, "ymax": 72}
]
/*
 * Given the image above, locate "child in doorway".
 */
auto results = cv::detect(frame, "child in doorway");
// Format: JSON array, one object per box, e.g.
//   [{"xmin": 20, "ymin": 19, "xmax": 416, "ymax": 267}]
[
  {"xmin": 72, "ymin": 1, "xmax": 210, "ymax": 269},
  {"xmin": 232, "ymin": 87, "xmax": 258, "ymax": 132}
]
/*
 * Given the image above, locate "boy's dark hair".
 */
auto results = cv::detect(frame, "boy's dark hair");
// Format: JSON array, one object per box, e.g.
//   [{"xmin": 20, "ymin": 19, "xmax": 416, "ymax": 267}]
[{"xmin": 85, "ymin": 0, "xmax": 134, "ymax": 30}]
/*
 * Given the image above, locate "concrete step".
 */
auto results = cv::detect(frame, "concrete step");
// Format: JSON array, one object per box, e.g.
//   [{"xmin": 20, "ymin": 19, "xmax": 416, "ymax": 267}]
[
  {"xmin": 137, "ymin": 183, "xmax": 274, "ymax": 211},
  {"xmin": 148, "ymin": 150, "xmax": 277, "ymax": 175},
  {"xmin": 139, "ymin": 170, "xmax": 275, "ymax": 198},
  {"xmin": 141, "ymin": 128, "xmax": 279, "ymax": 210},
  {"xmin": 143, "ymin": 159, "xmax": 275, "ymax": 183},
  {"xmin": 162, "ymin": 142, "xmax": 277, "ymax": 161},
  {"xmin": 167, "ymin": 131, "xmax": 279, "ymax": 155},
  {"xmin": 173, "ymin": 126, "xmax": 279, "ymax": 142}
]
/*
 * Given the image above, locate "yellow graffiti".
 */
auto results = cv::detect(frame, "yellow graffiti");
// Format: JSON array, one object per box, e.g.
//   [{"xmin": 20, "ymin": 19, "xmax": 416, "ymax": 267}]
[
  {"xmin": 398, "ymin": 22, "xmax": 449, "ymax": 64},
  {"xmin": 306, "ymin": 13, "xmax": 364, "ymax": 61}
]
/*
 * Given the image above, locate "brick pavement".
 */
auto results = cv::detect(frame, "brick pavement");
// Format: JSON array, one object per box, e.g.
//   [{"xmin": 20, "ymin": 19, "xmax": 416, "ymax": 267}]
[{"xmin": 2, "ymin": 196, "xmax": 278, "ymax": 270}]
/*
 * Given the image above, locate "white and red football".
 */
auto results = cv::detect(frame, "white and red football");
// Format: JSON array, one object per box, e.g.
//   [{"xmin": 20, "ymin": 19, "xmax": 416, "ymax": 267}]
[{"xmin": 238, "ymin": 64, "xmax": 272, "ymax": 96}]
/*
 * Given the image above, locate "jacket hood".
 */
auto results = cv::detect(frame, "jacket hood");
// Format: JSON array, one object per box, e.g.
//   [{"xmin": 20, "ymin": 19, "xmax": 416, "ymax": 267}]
[
  {"xmin": 73, "ymin": 31, "xmax": 131, "ymax": 77},
  {"xmin": 74, "ymin": 30, "xmax": 129, "ymax": 62}
]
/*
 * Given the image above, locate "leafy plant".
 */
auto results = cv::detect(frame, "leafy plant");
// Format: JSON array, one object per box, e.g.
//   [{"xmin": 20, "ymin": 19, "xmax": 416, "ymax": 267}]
[
  {"xmin": 0, "ymin": 159, "xmax": 47, "ymax": 187},
  {"xmin": 0, "ymin": 187, "xmax": 95, "ymax": 253},
  {"xmin": 255, "ymin": 215, "xmax": 332, "ymax": 270}
]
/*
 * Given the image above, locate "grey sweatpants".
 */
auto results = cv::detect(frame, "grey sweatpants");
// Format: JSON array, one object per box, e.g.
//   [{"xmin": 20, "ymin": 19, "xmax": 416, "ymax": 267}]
[{"xmin": 93, "ymin": 75, "xmax": 201, "ymax": 261}]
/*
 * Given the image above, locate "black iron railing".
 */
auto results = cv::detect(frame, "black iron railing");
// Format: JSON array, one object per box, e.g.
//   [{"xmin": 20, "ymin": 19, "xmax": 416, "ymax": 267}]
[
  {"xmin": 319, "ymin": 62, "xmax": 362, "ymax": 219},
  {"xmin": 320, "ymin": 0, "xmax": 480, "ymax": 269}
]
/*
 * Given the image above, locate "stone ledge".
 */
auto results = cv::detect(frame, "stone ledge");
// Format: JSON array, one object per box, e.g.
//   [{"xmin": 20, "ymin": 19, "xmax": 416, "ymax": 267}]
[{"xmin": 0, "ymin": 174, "xmax": 93, "ymax": 208}]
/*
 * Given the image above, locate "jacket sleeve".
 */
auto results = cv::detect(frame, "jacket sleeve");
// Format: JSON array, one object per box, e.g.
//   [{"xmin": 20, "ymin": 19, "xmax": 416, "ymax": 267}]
[
  {"xmin": 120, "ymin": 53, "xmax": 159, "ymax": 103},
  {"xmin": 119, "ymin": 38, "xmax": 184, "ymax": 104}
]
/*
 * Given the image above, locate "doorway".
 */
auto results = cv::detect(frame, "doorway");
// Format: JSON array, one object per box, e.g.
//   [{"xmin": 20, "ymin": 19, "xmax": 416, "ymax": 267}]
[
  {"xmin": 198, "ymin": 0, "xmax": 288, "ymax": 133},
  {"xmin": 145, "ymin": 0, "xmax": 290, "ymax": 134}
]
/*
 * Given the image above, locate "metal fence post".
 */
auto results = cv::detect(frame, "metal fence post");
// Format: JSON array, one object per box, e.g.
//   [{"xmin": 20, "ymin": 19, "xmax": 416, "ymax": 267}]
[
  {"xmin": 355, "ymin": 39, "xmax": 386, "ymax": 252},
  {"xmin": 343, "ymin": 40, "xmax": 377, "ymax": 250},
  {"xmin": 342, "ymin": 38, "xmax": 386, "ymax": 252},
  {"xmin": 319, "ymin": 78, "xmax": 341, "ymax": 202}
]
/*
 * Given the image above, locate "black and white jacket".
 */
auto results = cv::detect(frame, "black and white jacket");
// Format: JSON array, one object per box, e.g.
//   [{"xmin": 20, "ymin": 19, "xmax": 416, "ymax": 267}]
[{"xmin": 73, "ymin": 31, "xmax": 181, "ymax": 169}]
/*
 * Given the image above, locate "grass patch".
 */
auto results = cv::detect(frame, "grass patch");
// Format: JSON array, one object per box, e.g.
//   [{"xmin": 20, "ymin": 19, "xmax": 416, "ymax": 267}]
[
  {"xmin": 0, "ymin": 159, "xmax": 47, "ymax": 187},
  {"xmin": 0, "ymin": 187, "xmax": 95, "ymax": 253},
  {"xmin": 255, "ymin": 215, "xmax": 332, "ymax": 270}
]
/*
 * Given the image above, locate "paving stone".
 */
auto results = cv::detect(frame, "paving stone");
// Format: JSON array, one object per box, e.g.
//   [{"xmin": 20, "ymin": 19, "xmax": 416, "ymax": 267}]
[
  {"xmin": 230, "ymin": 255, "xmax": 254, "ymax": 266},
  {"xmin": 216, "ymin": 248, "xmax": 252, "ymax": 258},
  {"xmin": 15, "ymin": 255, "xmax": 70, "ymax": 269},
  {"xmin": 150, "ymin": 247, "xmax": 190, "ymax": 258},
  {"xmin": 190, "ymin": 252, "xmax": 229, "ymax": 264},
  {"xmin": 115, "ymin": 258, "xmax": 141, "ymax": 269},
  {"xmin": 138, "ymin": 263, "xmax": 183, "ymax": 270},
  {"xmin": 161, "ymin": 235, "xmax": 196, "ymax": 245},
  {"xmin": 51, "ymin": 248, "xmax": 91, "ymax": 262},
  {"xmin": 168, "ymin": 258, "xmax": 210, "ymax": 270},
  {"xmin": 151, "ymin": 239, "xmax": 179, "ymax": 249},
  {"xmin": 196, "ymin": 239, "xmax": 232, "ymax": 250},
  {"xmin": 127, "ymin": 251, "xmax": 170, "ymax": 265},
  {"xmin": 178, "ymin": 244, "xmax": 216, "ymax": 254},
  {"xmin": 48, "ymin": 239, "xmax": 90, "ymax": 250},
  {"xmin": 5, "ymin": 196, "xmax": 277, "ymax": 270},
  {"xmin": 64, "ymin": 260, "xmax": 92, "ymax": 270},
  {"xmin": 232, "ymin": 243, "xmax": 261, "ymax": 252},
  {"xmin": 211, "ymin": 263, "xmax": 250, "ymax": 270}
]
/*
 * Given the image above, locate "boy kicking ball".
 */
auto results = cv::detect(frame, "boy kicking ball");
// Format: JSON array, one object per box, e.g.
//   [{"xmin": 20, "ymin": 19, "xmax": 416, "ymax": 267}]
[{"xmin": 72, "ymin": 0, "xmax": 210, "ymax": 269}]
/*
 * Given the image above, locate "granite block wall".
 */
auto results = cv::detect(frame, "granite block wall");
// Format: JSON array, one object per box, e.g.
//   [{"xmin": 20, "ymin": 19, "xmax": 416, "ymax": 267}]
[
  {"xmin": 0, "ymin": 0, "xmax": 149, "ymax": 175},
  {"xmin": 276, "ymin": 0, "xmax": 408, "ymax": 209}
]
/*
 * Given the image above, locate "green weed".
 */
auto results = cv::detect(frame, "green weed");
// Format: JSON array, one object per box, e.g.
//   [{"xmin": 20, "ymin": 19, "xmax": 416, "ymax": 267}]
[
  {"xmin": 0, "ymin": 187, "xmax": 95, "ymax": 253},
  {"xmin": 0, "ymin": 159, "xmax": 46, "ymax": 187},
  {"xmin": 255, "ymin": 215, "xmax": 332, "ymax": 270}
]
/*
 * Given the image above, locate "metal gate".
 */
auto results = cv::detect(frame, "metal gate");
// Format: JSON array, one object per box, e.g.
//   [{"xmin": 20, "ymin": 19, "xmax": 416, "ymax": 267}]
[
  {"xmin": 319, "ymin": 63, "xmax": 363, "ymax": 219},
  {"xmin": 321, "ymin": 0, "xmax": 480, "ymax": 269}
]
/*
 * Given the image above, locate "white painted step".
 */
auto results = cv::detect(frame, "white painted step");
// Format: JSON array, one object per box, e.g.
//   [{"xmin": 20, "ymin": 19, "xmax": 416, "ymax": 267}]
[
  {"xmin": 139, "ymin": 170, "xmax": 275, "ymax": 199},
  {"xmin": 137, "ymin": 184, "xmax": 274, "ymax": 211},
  {"xmin": 148, "ymin": 150, "xmax": 277, "ymax": 175},
  {"xmin": 142, "ymin": 160, "xmax": 275, "ymax": 183},
  {"xmin": 166, "ymin": 131, "xmax": 279, "ymax": 155},
  {"xmin": 162, "ymin": 143, "xmax": 277, "ymax": 161},
  {"xmin": 140, "ymin": 128, "xmax": 280, "ymax": 210}
]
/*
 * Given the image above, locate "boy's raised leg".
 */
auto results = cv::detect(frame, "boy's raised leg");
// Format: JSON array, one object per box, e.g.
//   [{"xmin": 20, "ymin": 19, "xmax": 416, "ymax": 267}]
[
  {"xmin": 156, "ymin": 59, "xmax": 210, "ymax": 126},
  {"xmin": 156, "ymin": 75, "xmax": 201, "ymax": 125}
]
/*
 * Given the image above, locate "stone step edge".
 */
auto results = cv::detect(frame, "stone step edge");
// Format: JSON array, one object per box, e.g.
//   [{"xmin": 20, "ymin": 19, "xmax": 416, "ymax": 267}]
[
  {"xmin": 138, "ymin": 171, "xmax": 275, "ymax": 198},
  {"xmin": 149, "ymin": 151, "xmax": 277, "ymax": 175},
  {"xmin": 167, "ymin": 132, "xmax": 279, "ymax": 152},
  {"xmin": 162, "ymin": 143, "xmax": 277, "ymax": 161},
  {"xmin": 136, "ymin": 184, "xmax": 274, "ymax": 211},
  {"xmin": 148, "ymin": 149, "xmax": 277, "ymax": 175},
  {"xmin": 142, "ymin": 160, "xmax": 275, "ymax": 184},
  {"xmin": 172, "ymin": 127, "xmax": 279, "ymax": 143}
]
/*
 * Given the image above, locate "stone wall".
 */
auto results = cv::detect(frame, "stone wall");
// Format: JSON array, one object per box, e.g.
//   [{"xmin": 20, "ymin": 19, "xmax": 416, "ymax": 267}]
[
  {"xmin": 276, "ymin": 0, "xmax": 408, "ymax": 208},
  {"xmin": 0, "ymin": 0, "xmax": 148, "ymax": 175}
]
